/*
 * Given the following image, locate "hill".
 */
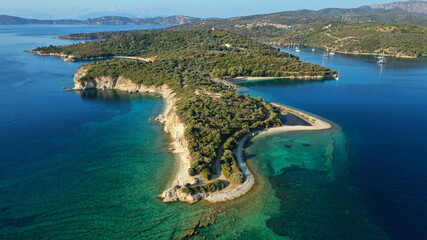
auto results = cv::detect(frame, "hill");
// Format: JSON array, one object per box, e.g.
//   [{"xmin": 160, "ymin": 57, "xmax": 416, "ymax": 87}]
[
  {"xmin": 0, "ymin": 15, "xmax": 201, "ymax": 25},
  {"xmin": 168, "ymin": 6, "xmax": 427, "ymax": 57},
  {"xmin": 272, "ymin": 23, "xmax": 427, "ymax": 58},
  {"xmin": 51, "ymin": 3, "xmax": 427, "ymax": 58}
]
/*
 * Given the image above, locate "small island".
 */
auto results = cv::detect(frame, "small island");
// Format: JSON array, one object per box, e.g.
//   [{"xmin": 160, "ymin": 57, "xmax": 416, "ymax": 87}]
[{"xmin": 31, "ymin": 29, "xmax": 335, "ymax": 203}]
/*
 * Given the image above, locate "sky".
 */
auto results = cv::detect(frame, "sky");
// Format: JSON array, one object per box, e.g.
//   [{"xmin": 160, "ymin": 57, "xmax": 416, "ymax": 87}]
[{"xmin": 0, "ymin": 0, "xmax": 404, "ymax": 19}]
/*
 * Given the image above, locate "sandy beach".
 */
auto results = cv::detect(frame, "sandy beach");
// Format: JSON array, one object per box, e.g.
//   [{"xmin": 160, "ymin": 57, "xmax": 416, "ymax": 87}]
[
  {"xmin": 222, "ymin": 75, "xmax": 334, "ymax": 82},
  {"xmin": 202, "ymin": 103, "xmax": 332, "ymax": 203},
  {"xmin": 113, "ymin": 56, "xmax": 153, "ymax": 62}
]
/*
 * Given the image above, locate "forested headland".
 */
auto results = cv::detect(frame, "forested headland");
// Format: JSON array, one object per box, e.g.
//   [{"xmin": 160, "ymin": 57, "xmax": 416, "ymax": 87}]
[{"xmin": 32, "ymin": 30, "xmax": 335, "ymax": 192}]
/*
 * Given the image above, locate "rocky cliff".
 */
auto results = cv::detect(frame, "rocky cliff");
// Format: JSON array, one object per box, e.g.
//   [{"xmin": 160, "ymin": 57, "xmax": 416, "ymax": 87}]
[{"xmin": 367, "ymin": 1, "xmax": 427, "ymax": 15}]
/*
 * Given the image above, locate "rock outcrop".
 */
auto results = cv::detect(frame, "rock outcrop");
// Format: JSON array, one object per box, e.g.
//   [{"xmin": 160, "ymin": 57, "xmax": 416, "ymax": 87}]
[{"xmin": 367, "ymin": 1, "xmax": 427, "ymax": 15}]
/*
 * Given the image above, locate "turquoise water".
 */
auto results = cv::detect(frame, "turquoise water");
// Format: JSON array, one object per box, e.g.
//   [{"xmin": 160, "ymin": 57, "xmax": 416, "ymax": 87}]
[
  {"xmin": 244, "ymin": 129, "xmax": 389, "ymax": 239},
  {"xmin": 0, "ymin": 26, "xmax": 426, "ymax": 239}
]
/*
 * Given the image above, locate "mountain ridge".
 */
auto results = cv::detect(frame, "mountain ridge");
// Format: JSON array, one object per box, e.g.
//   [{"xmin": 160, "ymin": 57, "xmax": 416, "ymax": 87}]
[
  {"xmin": 365, "ymin": 1, "xmax": 427, "ymax": 15},
  {"xmin": 0, "ymin": 15, "xmax": 202, "ymax": 25}
]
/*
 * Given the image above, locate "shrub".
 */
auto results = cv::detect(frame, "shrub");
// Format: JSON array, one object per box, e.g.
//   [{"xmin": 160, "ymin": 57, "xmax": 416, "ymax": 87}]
[
  {"xmin": 181, "ymin": 187, "xmax": 191, "ymax": 194},
  {"xmin": 200, "ymin": 169, "xmax": 212, "ymax": 180},
  {"xmin": 188, "ymin": 168, "xmax": 196, "ymax": 176},
  {"xmin": 229, "ymin": 171, "xmax": 244, "ymax": 184}
]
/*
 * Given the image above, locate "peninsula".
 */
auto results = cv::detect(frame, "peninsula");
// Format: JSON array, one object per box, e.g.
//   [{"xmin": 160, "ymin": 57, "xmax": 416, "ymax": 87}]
[{"xmin": 31, "ymin": 29, "xmax": 335, "ymax": 203}]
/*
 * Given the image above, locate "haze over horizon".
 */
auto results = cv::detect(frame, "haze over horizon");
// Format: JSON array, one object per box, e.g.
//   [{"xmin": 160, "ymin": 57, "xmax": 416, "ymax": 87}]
[{"xmin": 0, "ymin": 0, "xmax": 412, "ymax": 19}]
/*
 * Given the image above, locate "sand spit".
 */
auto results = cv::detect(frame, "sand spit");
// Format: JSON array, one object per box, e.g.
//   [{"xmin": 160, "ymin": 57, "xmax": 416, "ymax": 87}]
[{"xmin": 202, "ymin": 103, "xmax": 332, "ymax": 203}]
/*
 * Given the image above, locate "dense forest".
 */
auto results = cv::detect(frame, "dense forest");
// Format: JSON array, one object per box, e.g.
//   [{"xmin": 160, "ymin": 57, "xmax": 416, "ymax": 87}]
[
  {"xmin": 34, "ymin": 30, "xmax": 334, "ymax": 190},
  {"xmin": 34, "ymin": 30, "xmax": 333, "ymax": 77},
  {"xmin": 273, "ymin": 23, "xmax": 427, "ymax": 57}
]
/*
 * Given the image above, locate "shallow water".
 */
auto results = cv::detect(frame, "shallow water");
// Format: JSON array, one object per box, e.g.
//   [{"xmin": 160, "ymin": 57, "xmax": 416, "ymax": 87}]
[{"xmin": 0, "ymin": 26, "xmax": 426, "ymax": 239}]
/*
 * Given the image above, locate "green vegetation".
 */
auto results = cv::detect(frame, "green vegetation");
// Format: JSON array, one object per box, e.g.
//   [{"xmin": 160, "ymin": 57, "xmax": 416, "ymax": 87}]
[
  {"xmin": 273, "ymin": 23, "xmax": 427, "ymax": 57},
  {"xmin": 181, "ymin": 180, "xmax": 226, "ymax": 194},
  {"xmin": 171, "ymin": 20, "xmax": 427, "ymax": 58},
  {"xmin": 34, "ymin": 30, "xmax": 334, "ymax": 186}
]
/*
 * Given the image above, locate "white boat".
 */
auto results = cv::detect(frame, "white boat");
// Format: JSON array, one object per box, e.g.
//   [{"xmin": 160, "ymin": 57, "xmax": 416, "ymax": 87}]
[
  {"xmin": 329, "ymin": 51, "xmax": 335, "ymax": 55},
  {"xmin": 312, "ymin": 48, "xmax": 315, "ymax": 52},
  {"xmin": 295, "ymin": 46, "xmax": 300, "ymax": 52},
  {"xmin": 377, "ymin": 50, "xmax": 387, "ymax": 64},
  {"xmin": 322, "ymin": 50, "xmax": 329, "ymax": 57}
]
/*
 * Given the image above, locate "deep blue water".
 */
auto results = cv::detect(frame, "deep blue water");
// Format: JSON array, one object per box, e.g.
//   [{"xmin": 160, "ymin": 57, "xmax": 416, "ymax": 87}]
[{"xmin": 237, "ymin": 48, "xmax": 427, "ymax": 239}]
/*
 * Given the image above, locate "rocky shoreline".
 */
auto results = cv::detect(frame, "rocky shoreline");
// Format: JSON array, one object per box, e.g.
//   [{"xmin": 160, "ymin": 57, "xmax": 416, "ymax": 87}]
[
  {"xmin": 73, "ymin": 66, "xmax": 233, "ymax": 204},
  {"xmin": 28, "ymin": 51, "xmax": 154, "ymax": 62},
  {"xmin": 26, "ymin": 50, "xmax": 75, "ymax": 61}
]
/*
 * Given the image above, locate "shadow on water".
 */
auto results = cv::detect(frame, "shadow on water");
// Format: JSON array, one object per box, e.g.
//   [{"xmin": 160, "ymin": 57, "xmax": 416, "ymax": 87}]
[{"xmin": 75, "ymin": 89, "xmax": 161, "ymax": 102}]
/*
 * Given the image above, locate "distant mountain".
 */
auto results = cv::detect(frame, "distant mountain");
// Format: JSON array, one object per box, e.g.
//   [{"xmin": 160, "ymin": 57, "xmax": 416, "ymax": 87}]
[
  {"xmin": 365, "ymin": 1, "xmax": 427, "ymax": 15},
  {"xmin": 0, "ymin": 15, "xmax": 202, "ymax": 25},
  {"xmin": 76, "ymin": 12, "xmax": 137, "ymax": 20}
]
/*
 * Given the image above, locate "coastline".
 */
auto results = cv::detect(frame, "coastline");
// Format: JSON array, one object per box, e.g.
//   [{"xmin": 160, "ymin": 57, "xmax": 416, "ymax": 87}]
[
  {"xmin": 217, "ymin": 74, "xmax": 335, "ymax": 84},
  {"xmin": 212, "ymin": 75, "xmax": 335, "ymax": 90},
  {"xmin": 112, "ymin": 56, "xmax": 153, "ymax": 62},
  {"xmin": 26, "ymin": 50, "xmax": 75, "ymax": 61},
  {"xmin": 334, "ymin": 50, "xmax": 417, "ymax": 59},
  {"xmin": 274, "ymin": 46, "xmax": 419, "ymax": 59},
  {"xmin": 72, "ymin": 66, "xmax": 333, "ymax": 204},
  {"xmin": 273, "ymin": 42, "xmax": 420, "ymax": 59},
  {"xmin": 27, "ymin": 51, "xmax": 153, "ymax": 62},
  {"xmin": 224, "ymin": 75, "xmax": 332, "ymax": 82}
]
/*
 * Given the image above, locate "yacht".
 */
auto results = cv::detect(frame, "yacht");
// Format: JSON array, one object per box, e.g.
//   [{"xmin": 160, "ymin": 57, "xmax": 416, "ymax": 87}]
[
  {"xmin": 322, "ymin": 50, "xmax": 329, "ymax": 57},
  {"xmin": 377, "ymin": 51, "xmax": 387, "ymax": 64}
]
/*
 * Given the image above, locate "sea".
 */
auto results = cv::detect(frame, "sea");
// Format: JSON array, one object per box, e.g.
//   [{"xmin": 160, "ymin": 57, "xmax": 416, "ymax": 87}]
[{"xmin": 0, "ymin": 25, "xmax": 426, "ymax": 239}]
